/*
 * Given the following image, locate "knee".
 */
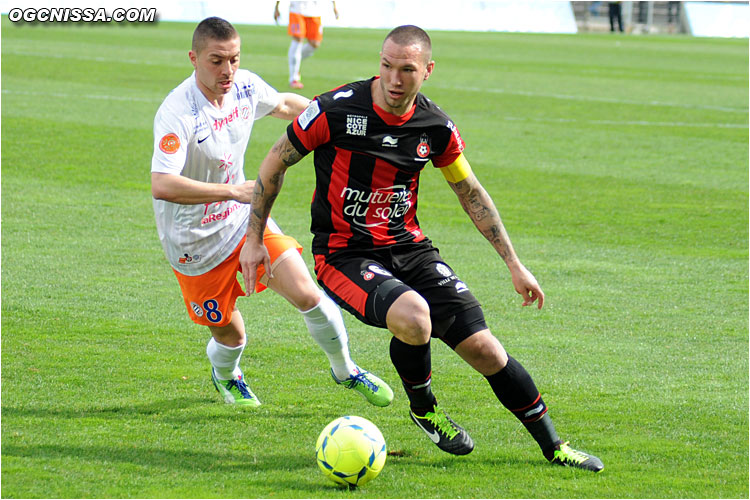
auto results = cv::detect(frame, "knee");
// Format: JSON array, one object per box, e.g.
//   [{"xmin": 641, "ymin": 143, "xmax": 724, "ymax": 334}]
[
  {"xmin": 476, "ymin": 340, "xmax": 508, "ymax": 370},
  {"xmin": 456, "ymin": 332, "xmax": 508, "ymax": 375},
  {"xmin": 219, "ymin": 332, "xmax": 246, "ymax": 348},
  {"xmin": 209, "ymin": 316, "xmax": 246, "ymax": 348},
  {"xmin": 295, "ymin": 288, "xmax": 322, "ymax": 312},
  {"xmin": 392, "ymin": 312, "xmax": 431, "ymax": 345},
  {"xmin": 309, "ymin": 40, "xmax": 320, "ymax": 48},
  {"xmin": 386, "ymin": 292, "xmax": 431, "ymax": 345}
]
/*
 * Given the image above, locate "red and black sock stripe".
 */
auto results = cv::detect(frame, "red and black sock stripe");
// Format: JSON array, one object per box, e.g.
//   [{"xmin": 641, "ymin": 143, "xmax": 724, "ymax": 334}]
[{"xmin": 486, "ymin": 355, "xmax": 561, "ymax": 454}]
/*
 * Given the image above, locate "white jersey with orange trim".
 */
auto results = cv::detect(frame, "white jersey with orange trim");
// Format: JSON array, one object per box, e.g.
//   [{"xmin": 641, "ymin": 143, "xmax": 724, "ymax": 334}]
[
  {"xmin": 290, "ymin": 1, "xmax": 324, "ymax": 17},
  {"xmin": 152, "ymin": 69, "xmax": 280, "ymax": 276}
]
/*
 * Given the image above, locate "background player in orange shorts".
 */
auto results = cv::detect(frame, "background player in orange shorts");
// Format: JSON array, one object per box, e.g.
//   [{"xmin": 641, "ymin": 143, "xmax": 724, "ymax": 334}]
[
  {"xmin": 151, "ymin": 16, "xmax": 392, "ymax": 407},
  {"xmin": 274, "ymin": 1, "xmax": 339, "ymax": 88}
]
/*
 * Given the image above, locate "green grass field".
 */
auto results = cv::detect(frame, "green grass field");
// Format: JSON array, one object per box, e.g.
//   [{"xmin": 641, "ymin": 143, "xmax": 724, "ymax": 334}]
[{"xmin": 2, "ymin": 17, "xmax": 748, "ymax": 499}]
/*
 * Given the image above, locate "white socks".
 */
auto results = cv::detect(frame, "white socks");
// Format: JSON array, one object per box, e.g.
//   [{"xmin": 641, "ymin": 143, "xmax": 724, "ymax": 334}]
[
  {"xmin": 301, "ymin": 43, "xmax": 316, "ymax": 60},
  {"xmin": 206, "ymin": 337, "xmax": 245, "ymax": 381},
  {"xmin": 288, "ymin": 40, "xmax": 303, "ymax": 82},
  {"xmin": 206, "ymin": 291, "xmax": 355, "ymax": 382},
  {"xmin": 288, "ymin": 40, "xmax": 317, "ymax": 82},
  {"xmin": 301, "ymin": 290, "xmax": 356, "ymax": 380}
]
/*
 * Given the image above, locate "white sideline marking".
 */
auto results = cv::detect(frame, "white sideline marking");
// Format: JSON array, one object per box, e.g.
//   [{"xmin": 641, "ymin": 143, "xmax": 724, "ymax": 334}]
[
  {"xmin": 2, "ymin": 48, "xmax": 280, "ymax": 66},
  {"xmin": 502, "ymin": 115, "xmax": 748, "ymax": 129},
  {"xmin": 3, "ymin": 89, "xmax": 746, "ymax": 128},
  {"xmin": 2, "ymin": 48, "xmax": 179, "ymax": 67},
  {"xmin": 3, "ymin": 48, "xmax": 746, "ymax": 114},
  {"xmin": 5, "ymin": 47, "xmax": 744, "ymax": 114},
  {"xmin": 431, "ymin": 83, "xmax": 748, "ymax": 114},
  {"xmin": 3, "ymin": 89, "xmax": 162, "ymax": 104}
]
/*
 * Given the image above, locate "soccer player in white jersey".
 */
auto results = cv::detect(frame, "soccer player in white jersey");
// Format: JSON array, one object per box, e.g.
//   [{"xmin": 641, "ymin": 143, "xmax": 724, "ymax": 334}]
[
  {"xmin": 274, "ymin": 1, "xmax": 339, "ymax": 88},
  {"xmin": 151, "ymin": 16, "xmax": 392, "ymax": 407}
]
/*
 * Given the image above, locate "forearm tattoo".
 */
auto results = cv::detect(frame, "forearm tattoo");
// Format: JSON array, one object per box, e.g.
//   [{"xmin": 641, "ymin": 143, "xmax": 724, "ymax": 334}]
[
  {"xmin": 454, "ymin": 179, "xmax": 512, "ymax": 262},
  {"xmin": 249, "ymin": 136, "xmax": 299, "ymax": 236},
  {"xmin": 263, "ymin": 172, "xmax": 283, "ymax": 213},
  {"xmin": 249, "ymin": 177, "xmax": 269, "ymax": 235},
  {"xmin": 465, "ymin": 188, "xmax": 490, "ymax": 221}
]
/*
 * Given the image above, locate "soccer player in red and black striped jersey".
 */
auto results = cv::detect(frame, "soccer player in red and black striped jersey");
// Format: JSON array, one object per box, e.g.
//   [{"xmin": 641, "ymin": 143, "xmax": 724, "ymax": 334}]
[{"xmin": 241, "ymin": 25, "xmax": 603, "ymax": 472}]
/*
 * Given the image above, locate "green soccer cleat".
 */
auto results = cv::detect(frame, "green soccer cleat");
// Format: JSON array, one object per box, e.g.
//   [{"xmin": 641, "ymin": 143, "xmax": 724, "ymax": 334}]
[
  {"xmin": 211, "ymin": 368, "xmax": 261, "ymax": 406},
  {"xmin": 550, "ymin": 441, "xmax": 604, "ymax": 472},
  {"xmin": 410, "ymin": 404, "xmax": 474, "ymax": 455},
  {"xmin": 331, "ymin": 365, "xmax": 394, "ymax": 407}
]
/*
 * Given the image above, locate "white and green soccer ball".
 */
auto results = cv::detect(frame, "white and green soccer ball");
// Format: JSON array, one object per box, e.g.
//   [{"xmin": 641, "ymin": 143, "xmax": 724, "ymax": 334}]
[{"xmin": 315, "ymin": 415, "xmax": 387, "ymax": 487}]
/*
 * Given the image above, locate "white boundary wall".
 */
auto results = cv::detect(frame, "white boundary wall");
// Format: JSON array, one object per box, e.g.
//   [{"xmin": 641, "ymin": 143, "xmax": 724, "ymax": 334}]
[
  {"xmin": 0, "ymin": 0, "xmax": 578, "ymax": 34},
  {"xmin": 683, "ymin": 1, "xmax": 749, "ymax": 38}
]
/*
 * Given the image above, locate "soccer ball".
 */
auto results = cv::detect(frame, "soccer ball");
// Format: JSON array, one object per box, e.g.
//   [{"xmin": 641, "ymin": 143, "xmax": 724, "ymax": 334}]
[{"xmin": 315, "ymin": 415, "xmax": 387, "ymax": 487}]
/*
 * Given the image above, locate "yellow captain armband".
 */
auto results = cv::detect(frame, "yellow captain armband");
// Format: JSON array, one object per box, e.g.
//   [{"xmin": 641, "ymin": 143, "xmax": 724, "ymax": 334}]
[{"xmin": 439, "ymin": 153, "xmax": 472, "ymax": 183}]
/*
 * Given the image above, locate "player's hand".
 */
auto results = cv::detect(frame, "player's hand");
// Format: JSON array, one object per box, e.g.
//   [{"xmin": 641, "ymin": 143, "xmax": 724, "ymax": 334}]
[
  {"xmin": 239, "ymin": 236, "xmax": 271, "ymax": 295},
  {"xmin": 508, "ymin": 261, "xmax": 544, "ymax": 309},
  {"xmin": 273, "ymin": 7, "xmax": 280, "ymax": 23},
  {"xmin": 233, "ymin": 180, "xmax": 256, "ymax": 203}
]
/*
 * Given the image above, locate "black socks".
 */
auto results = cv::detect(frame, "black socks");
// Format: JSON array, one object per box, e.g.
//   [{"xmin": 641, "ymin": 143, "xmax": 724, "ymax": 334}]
[
  {"xmin": 389, "ymin": 336, "xmax": 436, "ymax": 413},
  {"xmin": 485, "ymin": 355, "xmax": 561, "ymax": 455}
]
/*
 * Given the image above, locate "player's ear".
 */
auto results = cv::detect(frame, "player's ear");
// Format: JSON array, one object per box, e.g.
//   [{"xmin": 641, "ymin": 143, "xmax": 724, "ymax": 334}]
[
  {"xmin": 424, "ymin": 60, "xmax": 435, "ymax": 80},
  {"xmin": 188, "ymin": 50, "xmax": 198, "ymax": 69}
]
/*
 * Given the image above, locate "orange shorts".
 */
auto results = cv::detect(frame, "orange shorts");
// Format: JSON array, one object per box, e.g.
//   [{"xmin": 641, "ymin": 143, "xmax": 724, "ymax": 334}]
[
  {"xmin": 173, "ymin": 227, "xmax": 302, "ymax": 327},
  {"xmin": 288, "ymin": 12, "xmax": 323, "ymax": 42}
]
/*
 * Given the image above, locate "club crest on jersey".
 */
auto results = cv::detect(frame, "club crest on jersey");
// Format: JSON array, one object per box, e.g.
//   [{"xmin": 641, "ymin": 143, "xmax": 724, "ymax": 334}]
[
  {"xmin": 190, "ymin": 301, "xmax": 204, "ymax": 317},
  {"xmin": 416, "ymin": 133, "xmax": 431, "ymax": 158},
  {"xmin": 346, "ymin": 114, "xmax": 368, "ymax": 136},
  {"xmin": 159, "ymin": 133, "xmax": 180, "ymax": 154},
  {"xmin": 362, "ymin": 271, "xmax": 375, "ymax": 281},
  {"xmin": 436, "ymin": 263, "xmax": 452, "ymax": 277}
]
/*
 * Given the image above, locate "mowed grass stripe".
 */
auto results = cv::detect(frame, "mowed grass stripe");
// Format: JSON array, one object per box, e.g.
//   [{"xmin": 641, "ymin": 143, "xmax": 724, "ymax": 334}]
[{"xmin": 5, "ymin": 88, "xmax": 746, "ymax": 130}]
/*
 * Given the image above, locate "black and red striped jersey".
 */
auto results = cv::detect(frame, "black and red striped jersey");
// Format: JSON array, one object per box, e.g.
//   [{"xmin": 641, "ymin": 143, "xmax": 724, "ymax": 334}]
[{"xmin": 287, "ymin": 77, "xmax": 465, "ymax": 255}]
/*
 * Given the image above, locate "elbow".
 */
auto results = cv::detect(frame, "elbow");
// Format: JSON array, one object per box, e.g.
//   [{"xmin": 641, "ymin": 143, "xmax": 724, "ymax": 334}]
[
  {"xmin": 151, "ymin": 186, "xmax": 168, "ymax": 200},
  {"xmin": 150, "ymin": 173, "xmax": 173, "ymax": 201},
  {"xmin": 151, "ymin": 183, "xmax": 168, "ymax": 200}
]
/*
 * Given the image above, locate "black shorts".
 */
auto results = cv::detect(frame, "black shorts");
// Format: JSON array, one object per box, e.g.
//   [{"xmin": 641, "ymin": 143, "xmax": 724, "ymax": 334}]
[{"xmin": 313, "ymin": 241, "xmax": 486, "ymax": 348}]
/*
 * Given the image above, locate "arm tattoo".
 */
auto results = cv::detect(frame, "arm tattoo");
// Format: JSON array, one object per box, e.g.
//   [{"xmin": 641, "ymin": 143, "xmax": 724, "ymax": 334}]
[
  {"xmin": 271, "ymin": 135, "xmax": 304, "ymax": 167},
  {"xmin": 269, "ymin": 171, "xmax": 284, "ymax": 189},
  {"xmin": 249, "ymin": 176, "xmax": 277, "ymax": 236},
  {"xmin": 482, "ymin": 224, "xmax": 510, "ymax": 261},
  {"xmin": 249, "ymin": 177, "xmax": 269, "ymax": 236},
  {"xmin": 261, "ymin": 172, "xmax": 283, "ymax": 215},
  {"xmin": 454, "ymin": 179, "xmax": 491, "ymax": 222},
  {"xmin": 466, "ymin": 190, "xmax": 490, "ymax": 221},
  {"xmin": 251, "ymin": 173, "xmax": 281, "ymax": 216},
  {"xmin": 248, "ymin": 211, "xmax": 265, "ymax": 236},
  {"xmin": 453, "ymin": 177, "xmax": 514, "ymax": 263}
]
